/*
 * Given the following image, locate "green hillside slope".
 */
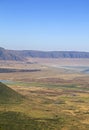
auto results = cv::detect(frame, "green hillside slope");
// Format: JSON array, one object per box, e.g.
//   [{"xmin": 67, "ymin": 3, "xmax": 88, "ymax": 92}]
[{"xmin": 0, "ymin": 82, "xmax": 23, "ymax": 104}]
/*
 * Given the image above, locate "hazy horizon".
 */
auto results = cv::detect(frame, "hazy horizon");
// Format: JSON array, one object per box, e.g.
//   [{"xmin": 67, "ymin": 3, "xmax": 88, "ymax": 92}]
[
  {"xmin": 0, "ymin": 0, "xmax": 89, "ymax": 51},
  {"xmin": 0, "ymin": 46, "xmax": 89, "ymax": 53}
]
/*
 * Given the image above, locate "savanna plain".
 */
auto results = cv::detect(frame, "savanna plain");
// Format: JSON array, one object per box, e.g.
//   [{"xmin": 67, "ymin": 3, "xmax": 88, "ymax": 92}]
[{"xmin": 0, "ymin": 58, "xmax": 89, "ymax": 130}]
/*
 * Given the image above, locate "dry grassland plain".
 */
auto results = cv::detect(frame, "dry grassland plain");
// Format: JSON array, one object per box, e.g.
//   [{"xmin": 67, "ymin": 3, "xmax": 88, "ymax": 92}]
[{"xmin": 0, "ymin": 58, "xmax": 89, "ymax": 130}]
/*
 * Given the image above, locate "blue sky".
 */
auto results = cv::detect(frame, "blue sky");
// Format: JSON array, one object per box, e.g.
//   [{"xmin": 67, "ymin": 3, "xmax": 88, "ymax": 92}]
[{"xmin": 0, "ymin": 0, "xmax": 89, "ymax": 51}]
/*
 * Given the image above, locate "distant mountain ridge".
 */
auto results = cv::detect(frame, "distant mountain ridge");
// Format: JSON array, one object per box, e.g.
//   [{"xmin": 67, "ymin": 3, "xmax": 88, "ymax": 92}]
[
  {"xmin": 0, "ymin": 47, "xmax": 89, "ymax": 60},
  {"xmin": 0, "ymin": 47, "xmax": 24, "ymax": 61}
]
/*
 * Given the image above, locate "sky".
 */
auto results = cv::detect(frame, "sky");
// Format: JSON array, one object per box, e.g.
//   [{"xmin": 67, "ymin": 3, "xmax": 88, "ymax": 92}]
[{"xmin": 0, "ymin": 0, "xmax": 89, "ymax": 51}]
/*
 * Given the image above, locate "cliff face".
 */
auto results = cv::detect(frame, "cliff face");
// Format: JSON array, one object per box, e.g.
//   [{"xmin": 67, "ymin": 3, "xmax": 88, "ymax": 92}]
[
  {"xmin": 19, "ymin": 50, "xmax": 89, "ymax": 58},
  {"xmin": 0, "ymin": 47, "xmax": 89, "ymax": 61}
]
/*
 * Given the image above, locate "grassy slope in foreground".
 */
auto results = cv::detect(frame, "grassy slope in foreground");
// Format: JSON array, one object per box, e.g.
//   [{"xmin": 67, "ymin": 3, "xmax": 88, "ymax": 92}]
[{"xmin": 0, "ymin": 82, "xmax": 89, "ymax": 130}]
